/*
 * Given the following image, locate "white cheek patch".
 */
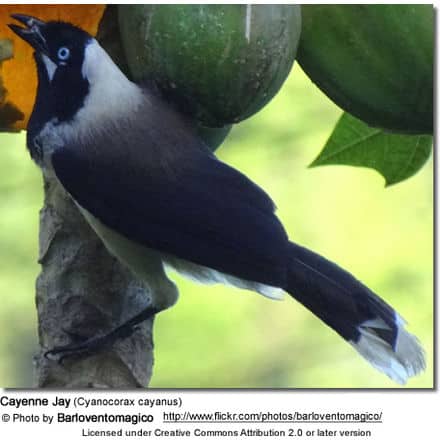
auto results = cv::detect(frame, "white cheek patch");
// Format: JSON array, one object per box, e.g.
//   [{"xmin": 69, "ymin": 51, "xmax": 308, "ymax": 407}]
[{"xmin": 41, "ymin": 54, "xmax": 58, "ymax": 81}]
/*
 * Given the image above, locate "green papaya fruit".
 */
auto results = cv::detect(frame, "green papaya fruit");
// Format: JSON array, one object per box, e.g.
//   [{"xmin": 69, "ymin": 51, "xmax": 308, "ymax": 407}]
[
  {"xmin": 118, "ymin": 4, "xmax": 301, "ymax": 128},
  {"xmin": 298, "ymin": 5, "xmax": 433, "ymax": 134}
]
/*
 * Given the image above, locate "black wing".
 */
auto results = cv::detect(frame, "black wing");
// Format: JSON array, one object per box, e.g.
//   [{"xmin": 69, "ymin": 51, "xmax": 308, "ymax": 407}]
[{"xmin": 51, "ymin": 129, "xmax": 289, "ymax": 288}]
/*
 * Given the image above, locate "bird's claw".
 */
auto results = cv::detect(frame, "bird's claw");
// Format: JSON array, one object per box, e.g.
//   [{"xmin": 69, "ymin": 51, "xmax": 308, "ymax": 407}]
[{"xmin": 43, "ymin": 323, "xmax": 144, "ymax": 364}]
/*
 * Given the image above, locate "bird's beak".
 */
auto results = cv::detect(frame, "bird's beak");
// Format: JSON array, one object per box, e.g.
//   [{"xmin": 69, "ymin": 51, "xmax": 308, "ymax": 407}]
[{"xmin": 8, "ymin": 14, "xmax": 49, "ymax": 54}]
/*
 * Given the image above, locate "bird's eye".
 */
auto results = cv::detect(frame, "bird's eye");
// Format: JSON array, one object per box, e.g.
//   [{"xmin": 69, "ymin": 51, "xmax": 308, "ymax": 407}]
[{"xmin": 57, "ymin": 47, "xmax": 70, "ymax": 61}]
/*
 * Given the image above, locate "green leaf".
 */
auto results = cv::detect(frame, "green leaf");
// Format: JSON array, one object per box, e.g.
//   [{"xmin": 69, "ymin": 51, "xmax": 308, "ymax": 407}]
[{"xmin": 310, "ymin": 112, "xmax": 432, "ymax": 186}]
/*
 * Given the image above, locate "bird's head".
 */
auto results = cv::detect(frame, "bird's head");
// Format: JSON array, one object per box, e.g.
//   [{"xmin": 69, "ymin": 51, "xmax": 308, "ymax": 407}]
[
  {"xmin": 9, "ymin": 14, "xmax": 137, "ymax": 125},
  {"xmin": 9, "ymin": 14, "xmax": 92, "ymax": 76},
  {"xmin": 9, "ymin": 14, "xmax": 94, "ymax": 122}
]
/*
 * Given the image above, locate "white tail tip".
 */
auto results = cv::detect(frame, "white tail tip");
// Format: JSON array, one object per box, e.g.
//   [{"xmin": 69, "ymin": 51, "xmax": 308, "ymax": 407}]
[{"xmin": 350, "ymin": 317, "xmax": 426, "ymax": 385}]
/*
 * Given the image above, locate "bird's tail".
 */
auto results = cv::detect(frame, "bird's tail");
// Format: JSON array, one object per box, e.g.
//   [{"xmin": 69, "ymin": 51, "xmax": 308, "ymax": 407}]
[{"xmin": 285, "ymin": 241, "xmax": 425, "ymax": 384}]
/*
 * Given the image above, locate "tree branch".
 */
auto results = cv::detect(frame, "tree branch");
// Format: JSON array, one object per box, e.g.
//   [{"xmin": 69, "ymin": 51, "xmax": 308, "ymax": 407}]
[{"xmin": 34, "ymin": 6, "xmax": 155, "ymax": 388}]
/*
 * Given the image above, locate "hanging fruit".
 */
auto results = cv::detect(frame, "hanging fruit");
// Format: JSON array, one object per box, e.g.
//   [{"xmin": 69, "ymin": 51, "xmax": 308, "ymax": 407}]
[
  {"xmin": 298, "ymin": 5, "xmax": 433, "ymax": 135},
  {"xmin": 118, "ymin": 5, "xmax": 301, "ymax": 128}
]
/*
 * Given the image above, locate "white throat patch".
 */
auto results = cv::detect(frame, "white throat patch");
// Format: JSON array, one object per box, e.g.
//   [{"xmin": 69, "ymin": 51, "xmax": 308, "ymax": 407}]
[
  {"xmin": 40, "ymin": 39, "xmax": 145, "ymax": 148},
  {"xmin": 41, "ymin": 54, "xmax": 58, "ymax": 82},
  {"xmin": 76, "ymin": 40, "xmax": 145, "ymax": 125}
]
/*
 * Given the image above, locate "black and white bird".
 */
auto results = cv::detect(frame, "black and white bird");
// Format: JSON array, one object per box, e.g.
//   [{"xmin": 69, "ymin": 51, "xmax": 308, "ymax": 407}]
[{"xmin": 9, "ymin": 14, "xmax": 425, "ymax": 384}]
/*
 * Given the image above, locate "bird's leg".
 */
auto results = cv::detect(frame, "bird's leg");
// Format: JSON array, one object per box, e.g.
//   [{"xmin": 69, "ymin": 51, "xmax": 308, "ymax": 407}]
[{"xmin": 44, "ymin": 306, "xmax": 160, "ymax": 364}]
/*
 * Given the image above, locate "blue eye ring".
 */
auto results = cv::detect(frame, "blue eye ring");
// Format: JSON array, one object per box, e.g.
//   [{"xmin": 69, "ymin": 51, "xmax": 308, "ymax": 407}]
[{"xmin": 57, "ymin": 47, "xmax": 70, "ymax": 61}]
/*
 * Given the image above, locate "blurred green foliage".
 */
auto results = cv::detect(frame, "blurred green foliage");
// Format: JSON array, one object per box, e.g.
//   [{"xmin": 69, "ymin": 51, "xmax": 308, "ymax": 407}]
[{"xmin": 0, "ymin": 66, "xmax": 433, "ymax": 388}]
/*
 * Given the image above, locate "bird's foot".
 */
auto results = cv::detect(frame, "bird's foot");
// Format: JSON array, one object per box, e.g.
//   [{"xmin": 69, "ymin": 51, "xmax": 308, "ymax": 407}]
[
  {"xmin": 44, "ymin": 324, "xmax": 141, "ymax": 364},
  {"xmin": 44, "ymin": 306, "xmax": 159, "ymax": 364}
]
